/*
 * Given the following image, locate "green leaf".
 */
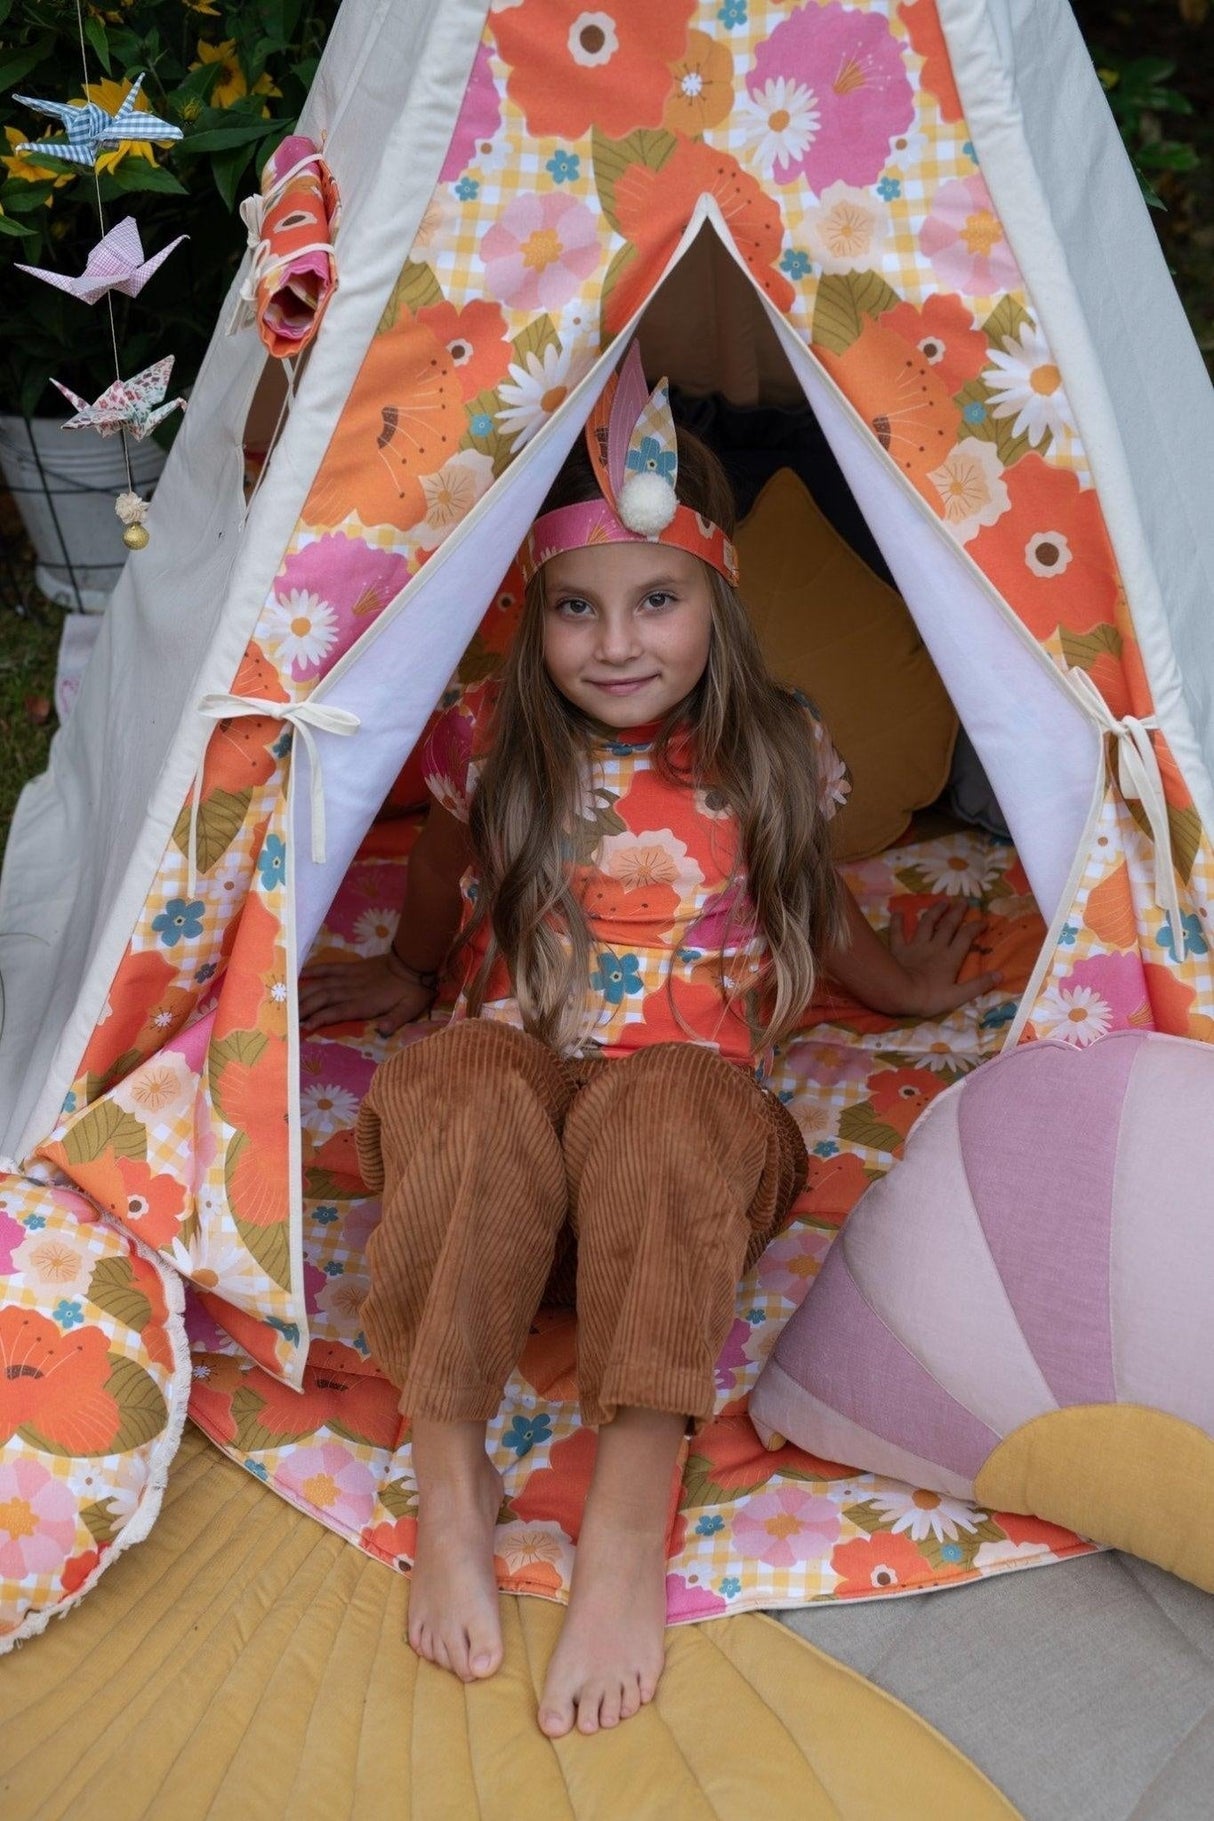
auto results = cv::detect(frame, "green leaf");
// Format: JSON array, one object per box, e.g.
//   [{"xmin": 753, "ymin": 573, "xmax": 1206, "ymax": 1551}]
[
  {"xmin": 0, "ymin": 213, "xmax": 32, "ymax": 238},
  {"xmin": 1168, "ymin": 806, "xmax": 1202, "ymax": 885},
  {"xmin": 177, "ymin": 120, "xmax": 279, "ymax": 156},
  {"xmin": 840, "ymin": 1498, "xmax": 890, "ymax": 1536},
  {"xmin": 210, "ymin": 142, "xmax": 257, "ymax": 212},
  {"xmin": 172, "ymin": 787, "xmax": 251, "ymax": 874},
  {"xmin": 892, "ymin": 864, "xmax": 930, "ymax": 893},
  {"xmin": 510, "ymin": 313, "xmax": 560, "ymax": 369},
  {"xmin": 208, "ymin": 1030, "xmax": 268, "ymax": 1119},
  {"xmin": 83, "ymin": 16, "xmax": 112, "ymax": 75},
  {"xmin": 81, "ymin": 1498, "xmax": 124, "ymax": 1547},
  {"xmin": 229, "ymin": 1383, "xmax": 310, "ymax": 1453},
  {"xmin": 981, "ymin": 295, "xmax": 1031, "ymax": 351},
  {"xmin": 106, "ymin": 1353, "xmax": 170, "ymax": 1454},
  {"xmin": 460, "ymin": 389, "xmax": 514, "ymax": 475},
  {"xmin": 62, "ymin": 1100, "xmax": 147, "ymax": 1168},
  {"xmin": 104, "ymin": 162, "xmax": 189, "ymax": 197},
  {"xmin": 376, "ymin": 259, "xmax": 443, "ymax": 335},
  {"xmin": 303, "ymin": 1166, "xmax": 358, "ymax": 1202},
  {"xmin": 591, "ymin": 126, "xmax": 677, "ymax": 235},
  {"xmin": 234, "ymin": 1202, "xmax": 293, "ymax": 1290},
  {"xmin": 0, "ymin": 39, "xmax": 55, "ymax": 92},
  {"xmin": 1059, "ymin": 623, "xmax": 1123, "ymax": 673},
  {"xmin": 379, "ymin": 1477, "xmax": 418, "ymax": 1521},
  {"xmin": 0, "ymin": 181, "xmax": 58, "ymax": 214},
  {"xmin": 87, "ymin": 1256, "xmax": 153, "ymax": 1333},
  {"xmin": 680, "ymin": 1450, "xmax": 775, "ymax": 1511},
  {"xmin": 836, "ymin": 1100, "xmax": 905, "ymax": 1154},
  {"xmin": 811, "ymin": 271, "xmax": 899, "ymax": 356}
]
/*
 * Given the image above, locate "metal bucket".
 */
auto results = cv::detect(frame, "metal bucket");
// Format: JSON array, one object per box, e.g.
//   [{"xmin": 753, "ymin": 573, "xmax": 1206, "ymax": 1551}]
[{"xmin": 0, "ymin": 414, "xmax": 167, "ymax": 612}]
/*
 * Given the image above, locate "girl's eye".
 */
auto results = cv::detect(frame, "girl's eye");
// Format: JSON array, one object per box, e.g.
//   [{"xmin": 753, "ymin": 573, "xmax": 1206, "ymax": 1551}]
[
  {"xmin": 643, "ymin": 591, "xmax": 674, "ymax": 610},
  {"xmin": 556, "ymin": 597, "xmax": 594, "ymax": 618}
]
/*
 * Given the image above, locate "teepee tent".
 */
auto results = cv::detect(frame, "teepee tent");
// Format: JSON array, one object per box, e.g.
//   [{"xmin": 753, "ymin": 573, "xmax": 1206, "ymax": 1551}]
[{"xmin": 2, "ymin": 0, "xmax": 1213, "ymax": 1647}]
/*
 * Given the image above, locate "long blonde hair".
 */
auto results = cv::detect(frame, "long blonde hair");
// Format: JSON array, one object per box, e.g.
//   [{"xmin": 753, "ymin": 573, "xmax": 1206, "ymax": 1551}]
[{"xmin": 463, "ymin": 431, "xmax": 846, "ymax": 1053}]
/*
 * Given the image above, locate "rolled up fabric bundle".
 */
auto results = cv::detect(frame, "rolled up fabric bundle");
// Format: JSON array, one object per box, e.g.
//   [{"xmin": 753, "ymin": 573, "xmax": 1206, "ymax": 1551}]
[{"xmin": 234, "ymin": 133, "xmax": 340, "ymax": 358}]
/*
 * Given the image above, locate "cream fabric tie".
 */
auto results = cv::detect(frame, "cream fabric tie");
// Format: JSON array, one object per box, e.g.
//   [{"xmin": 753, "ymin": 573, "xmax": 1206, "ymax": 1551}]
[
  {"xmin": 227, "ymin": 148, "xmax": 335, "ymax": 336},
  {"xmin": 188, "ymin": 693, "xmax": 361, "ymax": 897},
  {"xmin": 1062, "ymin": 665, "xmax": 1184, "ymax": 944}
]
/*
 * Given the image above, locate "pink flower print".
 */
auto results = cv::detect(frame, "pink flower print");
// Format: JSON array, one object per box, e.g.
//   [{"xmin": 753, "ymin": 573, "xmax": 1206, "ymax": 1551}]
[
  {"xmin": 422, "ymin": 699, "xmax": 477, "ymax": 820},
  {"xmin": 714, "ymin": 1316, "xmax": 753, "ymax": 1393},
  {"xmin": 271, "ymin": 536, "xmax": 412, "ymax": 679},
  {"xmin": 302, "ymin": 1256, "xmax": 328, "ymax": 1315},
  {"xmin": 0, "ymin": 1208, "xmax": 25, "ymax": 1276},
  {"xmin": 665, "ymin": 1574, "xmax": 729, "ymax": 1623},
  {"xmin": 919, "ymin": 174, "xmax": 1023, "ymax": 297},
  {"xmin": 685, "ymin": 879, "xmax": 758, "ymax": 952},
  {"xmin": 1066, "ymin": 953, "xmax": 1151, "ymax": 1031},
  {"xmin": 732, "ymin": 1484, "xmax": 841, "ymax": 1568},
  {"xmin": 440, "ymin": 37, "xmax": 502, "ymax": 180},
  {"xmin": 746, "ymin": 2, "xmax": 915, "ymax": 192},
  {"xmin": 274, "ymin": 1441, "xmax": 378, "ymax": 1531},
  {"xmin": 0, "ymin": 1457, "xmax": 79, "ymax": 1578},
  {"xmin": 481, "ymin": 191, "xmax": 600, "ymax": 314},
  {"xmin": 756, "ymin": 1224, "xmax": 834, "ymax": 1307}
]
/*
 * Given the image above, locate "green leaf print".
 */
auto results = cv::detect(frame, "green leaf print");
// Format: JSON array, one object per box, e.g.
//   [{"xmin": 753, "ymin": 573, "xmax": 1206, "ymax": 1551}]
[
  {"xmin": 62, "ymin": 1100, "xmax": 147, "ymax": 1168},
  {"xmin": 837, "ymin": 1101, "xmax": 905, "ymax": 1154},
  {"xmin": 591, "ymin": 127, "xmax": 677, "ymax": 234},
  {"xmin": 376, "ymin": 259, "xmax": 443, "ymax": 335},
  {"xmin": 811, "ymin": 271, "xmax": 900, "ymax": 356},
  {"xmin": 86, "ymin": 1256, "xmax": 153, "ymax": 1334}
]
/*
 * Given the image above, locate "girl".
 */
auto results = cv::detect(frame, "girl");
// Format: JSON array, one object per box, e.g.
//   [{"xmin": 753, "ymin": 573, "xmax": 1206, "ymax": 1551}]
[{"xmin": 299, "ymin": 347, "xmax": 997, "ymax": 1738}]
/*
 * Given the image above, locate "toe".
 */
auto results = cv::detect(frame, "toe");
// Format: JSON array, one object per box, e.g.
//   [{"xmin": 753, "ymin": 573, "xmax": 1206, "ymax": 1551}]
[
  {"xmin": 598, "ymin": 1683, "xmax": 623, "ymax": 1729},
  {"xmin": 449, "ymin": 1630, "xmax": 474, "ymax": 1683},
  {"xmin": 619, "ymin": 1680, "xmax": 642, "ymax": 1721},
  {"xmin": 577, "ymin": 1692, "xmax": 603, "ymax": 1735}
]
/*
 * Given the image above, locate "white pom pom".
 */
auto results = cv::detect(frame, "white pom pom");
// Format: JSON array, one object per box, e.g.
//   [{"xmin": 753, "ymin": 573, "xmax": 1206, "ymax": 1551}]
[{"xmin": 618, "ymin": 471, "xmax": 678, "ymax": 536}]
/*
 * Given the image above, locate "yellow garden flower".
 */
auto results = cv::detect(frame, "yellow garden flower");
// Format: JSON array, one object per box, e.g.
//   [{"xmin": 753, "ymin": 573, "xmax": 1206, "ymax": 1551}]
[
  {"xmin": 193, "ymin": 39, "xmax": 281, "ymax": 111},
  {"xmin": 69, "ymin": 78, "xmax": 158, "ymax": 176},
  {"xmin": 182, "ymin": 0, "xmax": 222, "ymax": 12},
  {"xmin": 2, "ymin": 125, "xmax": 75, "ymax": 189}
]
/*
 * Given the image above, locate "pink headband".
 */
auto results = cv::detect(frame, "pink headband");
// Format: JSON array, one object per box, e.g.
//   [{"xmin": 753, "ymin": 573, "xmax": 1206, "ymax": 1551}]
[{"xmin": 517, "ymin": 342, "xmax": 739, "ymax": 588}]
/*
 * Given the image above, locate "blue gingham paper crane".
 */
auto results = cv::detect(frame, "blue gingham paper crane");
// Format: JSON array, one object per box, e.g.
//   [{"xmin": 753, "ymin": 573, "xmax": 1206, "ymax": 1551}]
[
  {"xmin": 14, "ymin": 73, "xmax": 182, "ymax": 168},
  {"xmin": 52, "ymin": 356, "xmax": 185, "ymax": 440},
  {"xmin": 17, "ymin": 218, "xmax": 187, "ymax": 306}
]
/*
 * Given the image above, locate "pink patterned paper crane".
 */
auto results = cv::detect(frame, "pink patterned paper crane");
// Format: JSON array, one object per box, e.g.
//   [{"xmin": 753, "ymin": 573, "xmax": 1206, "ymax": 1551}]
[{"xmin": 52, "ymin": 355, "xmax": 185, "ymax": 440}]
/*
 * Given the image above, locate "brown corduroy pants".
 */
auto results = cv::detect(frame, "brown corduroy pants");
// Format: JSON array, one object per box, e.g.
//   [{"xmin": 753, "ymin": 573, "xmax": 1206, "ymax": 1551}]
[{"xmin": 355, "ymin": 1018, "xmax": 807, "ymax": 1430}]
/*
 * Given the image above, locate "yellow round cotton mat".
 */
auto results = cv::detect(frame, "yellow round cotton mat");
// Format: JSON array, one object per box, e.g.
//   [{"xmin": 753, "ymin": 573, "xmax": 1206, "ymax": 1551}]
[{"xmin": 1, "ymin": 1425, "xmax": 1019, "ymax": 1820}]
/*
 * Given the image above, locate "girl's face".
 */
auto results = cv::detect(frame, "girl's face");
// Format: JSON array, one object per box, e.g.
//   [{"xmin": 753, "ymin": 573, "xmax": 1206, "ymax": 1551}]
[{"xmin": 540, "ymin": 542, "xmax": 713, "ymax": 728}]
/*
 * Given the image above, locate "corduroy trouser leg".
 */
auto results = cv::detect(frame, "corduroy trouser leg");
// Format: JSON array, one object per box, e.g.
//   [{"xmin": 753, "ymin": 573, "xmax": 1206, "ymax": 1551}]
[{"xmin": 355, "ymin": 1019, "xmax": 806, "ymax": 1428}]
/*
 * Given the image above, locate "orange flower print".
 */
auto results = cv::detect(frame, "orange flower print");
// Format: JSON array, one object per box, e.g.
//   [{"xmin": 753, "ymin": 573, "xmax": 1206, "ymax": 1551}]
[
  {"xmin": 115, "ymin": 1157, "xmax": 188, "ymax": 1250},
  {"xmin": 305, "ymin": 314, "xmax": 466, "ymax": 533},
  {"xmin": 815, "ymin": 318, "xmax": 960, "ymax": 501},
  {"xmin": 416, "ymin": 298, "xmax": 512, "ymax": 401},
  {"xmin": 881, "ymin": 293, "xmax": 990, "ymax": 395},
  {"xmin": 967, "ymin": 454, "xmax": 1120, "ymax": 643},
  {"xmin": 899, "ymin": 0, "xmax": 965, "ymax": 124},
  {"xmin": 802, "ymin": 1149, "xmax": 872, "ymax": 1225},
  {"xmin": 0, "ymin": 1307, "xmax": 119, "ymax": 1454},
  {"xmin": 867, "ymin": 1064, "xmax": 938, "ymax": 1134},
  {"xmin": 664, "ymin": 29, "xmax": 734, "ymax": 135},
  {"xmin": 831, "ymin": 1528, "xmax": 929, "ymax": 1596},
  {"xmin": 78, "ymin": 949, "xmax": 179, "ymax": 1087},
  {"xmin": 608, "ymin": 137, "xmax": 794, "ymax": 336},
  {"xmin": 210, "ymin": 1033, "xmax": 288, "ymax": 1228},
  {"xmin": 493, "ymin": 0, "xmax": 694, "ymax": 141}
]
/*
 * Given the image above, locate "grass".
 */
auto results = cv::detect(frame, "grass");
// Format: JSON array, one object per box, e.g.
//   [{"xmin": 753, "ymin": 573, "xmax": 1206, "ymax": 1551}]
[{"xmin": 0, "ymin": 500, "xmax": 64, "ymax": 855}]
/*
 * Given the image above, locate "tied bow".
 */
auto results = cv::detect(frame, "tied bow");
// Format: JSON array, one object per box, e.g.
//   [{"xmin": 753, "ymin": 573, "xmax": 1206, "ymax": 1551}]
[
  {"xmin": 188, "ymin": 694, "xmax": 360, "ymax": 896},
  {"xmin": 1062, "ymin": 666, "xmax": 1184, "ymax": 945}
]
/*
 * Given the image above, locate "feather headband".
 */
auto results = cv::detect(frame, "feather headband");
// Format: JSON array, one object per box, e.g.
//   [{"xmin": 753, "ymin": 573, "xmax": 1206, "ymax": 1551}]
[{"xmin": 518, "ymin": 343, "xmax": 739, "ymax": 587}]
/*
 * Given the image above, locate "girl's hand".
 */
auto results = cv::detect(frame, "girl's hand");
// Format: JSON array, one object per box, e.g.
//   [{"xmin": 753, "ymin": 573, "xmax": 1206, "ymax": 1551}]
[
  {"xmin": 299, "ymin": 955, "xmax": 436, "ymax": 1037},
  {"xmin": 886, "ymin": 901, "xmax": 1002, "ymax": 1016}
]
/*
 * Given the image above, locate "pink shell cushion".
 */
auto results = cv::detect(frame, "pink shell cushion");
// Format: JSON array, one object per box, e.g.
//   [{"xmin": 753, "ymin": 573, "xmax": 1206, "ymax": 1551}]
[
  {"xmin": 0, "ymin": 1172, "xmax": 187, "ymax": 1648},
  {"xmin": 750, "ymin": 1031, "xmax": 1214, "ymax": 1588}
]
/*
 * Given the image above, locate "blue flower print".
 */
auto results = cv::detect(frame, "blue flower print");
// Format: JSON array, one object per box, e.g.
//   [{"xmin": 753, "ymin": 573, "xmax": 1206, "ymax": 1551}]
[
  {"xmin": 257, "ymin": 834, "xmax": 286, "ymax": 891},
  {"xmin": 625, "ymin": 435, "xmax": 676, "ymax": 481},
  {"xmin": 454, "ymin": 176, "xmax": 479, "ymax": 201},
  {"xmin": 676, "ymin": 947, "xmax": 703, "ymax": 965},
  {"xmin": 267, "ymin": 1316, "xmax": 301, "ymax": 1345},
  {"xmin": 54, "ymin": 1300, "xmax": 84, "ymax": 1330},
  {"xmin": 24, "ymin": 1214, "xmax": 47, "ymax": 1231},
  {"xmin": 546, "ymin": 149, "xmax": 580, "ymax": 185},
  {"xmin": 876, "ymin": 175, "xmax": 902, "ymax": 200},
  {"xmin": 746, "ymin": 1307, "xmax": 766, "ymax": 1327},
  {"xmin": 812, "ymin": 1139, "xmax": 839, "ymax": 1158},
  {"xmin": 717, "ymin": 0, "xmax": 747, "ymax": 26},
  {"xmin": 151, "ymin": 897, "xmax": 205, "ymax": 948},
  {"xmin": 695, "ymin": 1514, "xmax": 725, "ymax": 1536},
  {"xmin": 503, "ymin": 1413, "xmax": 553, "ymax": 1458},
  {"xmin": 271, "ymin": 727, "xmax": 294, "ymax": 760},
  {"xmin": 940, "ymin": 1541, "xmax": 964, "ymax": 1563},
  {"xmin": 313, "ymin": 1204, "xmax": 340, "ymax": 1226},
  {"xmin": 591, "ymin": 952, "xmax": 643, "ymax": 1004},
  {"xmin": 195, "ymin": 961, "xmax": 217, "ymax": 984},
  {"xmin": 962, "ymin": 140, "xmax": 978, "ymax": 163},
  {"xmin": 244, "ymin": 1459, "xmax": 270, "ymax": 1482},
  {"xmin": 779, "ymin": 248, "xmax": 812, "ymax": 280},
  {"xmin": 62, "ymin": 1090, "xmax": 78, "ymax": 1115},
  {"xmin": 1157, "ymin": 911, "xmax": 1208, "ymax": 959},
  {"xmin": 323, "ymin": 1260, "xmax": 344, "ymax": 1278},
  {"xmin": 980, "ymin": 1000, "xmax": 1017, "ymax": 1031},
  {"xmin": 469, "ymin": 411, "xmax": 494, "ymax": 437},
  {"xmin": 719, "ymin": 1576, "xmax": 742, "ymax": 1598},
  {"xmin": 1058, "ymin": 922, "xmax": 1079, "ymax": 947},
  {"xmin": 962, "ymin": 400, "xmax": 987, "ymax": 426}
]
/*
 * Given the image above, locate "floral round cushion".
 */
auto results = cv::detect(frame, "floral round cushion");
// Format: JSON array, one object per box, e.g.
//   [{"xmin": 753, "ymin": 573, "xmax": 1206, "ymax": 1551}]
[{"xmin": 750, "ymin": 1030, "xmax": 1214, "ymax": 1592}]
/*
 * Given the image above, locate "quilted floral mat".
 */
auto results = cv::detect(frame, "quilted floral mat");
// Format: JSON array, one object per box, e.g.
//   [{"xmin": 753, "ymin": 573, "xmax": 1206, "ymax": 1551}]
[{"xmin": 187, "ymin": 818, "xmax": 1095, "ymax": 1619}]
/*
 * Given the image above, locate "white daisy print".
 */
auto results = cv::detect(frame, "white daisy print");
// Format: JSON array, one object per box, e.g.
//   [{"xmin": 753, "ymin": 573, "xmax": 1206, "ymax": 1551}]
[
  {"xmin": 870, "ymin": 1485, "xmax": 982, "ymax": 1544},
  {"xmin": 984, "ymin": 322, "xmax": 1077, "ymax": 448},
  {"xmin": 804, "ymin": 182, "xmax": 890, "ymax": 274},
  {"xmin": 741, "ymin": 78, "xmax": 821, "ymax": 181},
  {"xmin": 419, "ymin": 450, "xmax": 495, "ymax": 537},
  {"xmin": 301, "ymin": 1081, "xmax": 360, "ymax": 1139},
  {"xmin": 170, "ymin": 1230, "xmax": 257, "ymax": 1293},
  {"xmin": 1032, "ymin": 981, "xmax": 1112, "ymax": 1046},
  {"xmin": 353, "ymin": 907, "xmax": 398, "ymax": 956},
  {"xmin": 496, "ymin": 342, "xmax": 592, "ymax": 452},
  {"xmin": 927, "ymin": 438, "xmax": 1010, "ymax": 545},
  {"xmin": 917, "ymin": 849, "xmax": 1000, "ymax": 897},
  {"xmin": 264, "ymin": 589, "xmax": 339, "ymax": 676}
]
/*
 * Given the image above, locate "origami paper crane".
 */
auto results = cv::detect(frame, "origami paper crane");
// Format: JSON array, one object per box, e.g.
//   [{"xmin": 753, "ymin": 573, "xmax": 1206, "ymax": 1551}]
[
  {"xmin": 14, "ymin": 73, "xmax": 182, "ymax": 168},
  {"xmin": 16, "ymin": 218, "xmax": 187, "ymax": 306},
  {"xmin": 52, "ymin": 357, "xmax": 185, "ymax": 440}
]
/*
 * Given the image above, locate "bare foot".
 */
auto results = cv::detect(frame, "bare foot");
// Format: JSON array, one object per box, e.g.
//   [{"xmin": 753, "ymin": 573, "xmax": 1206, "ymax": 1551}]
[
  {"xmin": 408, "ymin": 1418, "xmax": 505, "ymax": 1683},
  {"xmin": 537, "ymin": 1407, "xmax": 684, "ymax": 1736}
]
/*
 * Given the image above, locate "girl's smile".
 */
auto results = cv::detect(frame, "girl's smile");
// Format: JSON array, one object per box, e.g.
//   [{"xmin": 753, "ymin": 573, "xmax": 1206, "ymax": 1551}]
[{"xmin": 541, "ymin": 543, "xmax": 713, "ymax": 727}]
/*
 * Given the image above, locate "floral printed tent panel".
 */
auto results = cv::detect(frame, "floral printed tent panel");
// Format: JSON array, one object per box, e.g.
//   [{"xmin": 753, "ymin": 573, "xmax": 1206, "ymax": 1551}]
[{"xmin": 3, "ymin": 0, "xmax": 1214, "ymax": 1633}]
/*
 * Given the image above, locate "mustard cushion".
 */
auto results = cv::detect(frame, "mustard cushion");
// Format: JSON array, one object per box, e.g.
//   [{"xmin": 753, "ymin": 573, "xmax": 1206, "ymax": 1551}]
[{"xmin": 735, "ymin": 468, "xmax": 958, "ymax": 860}]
